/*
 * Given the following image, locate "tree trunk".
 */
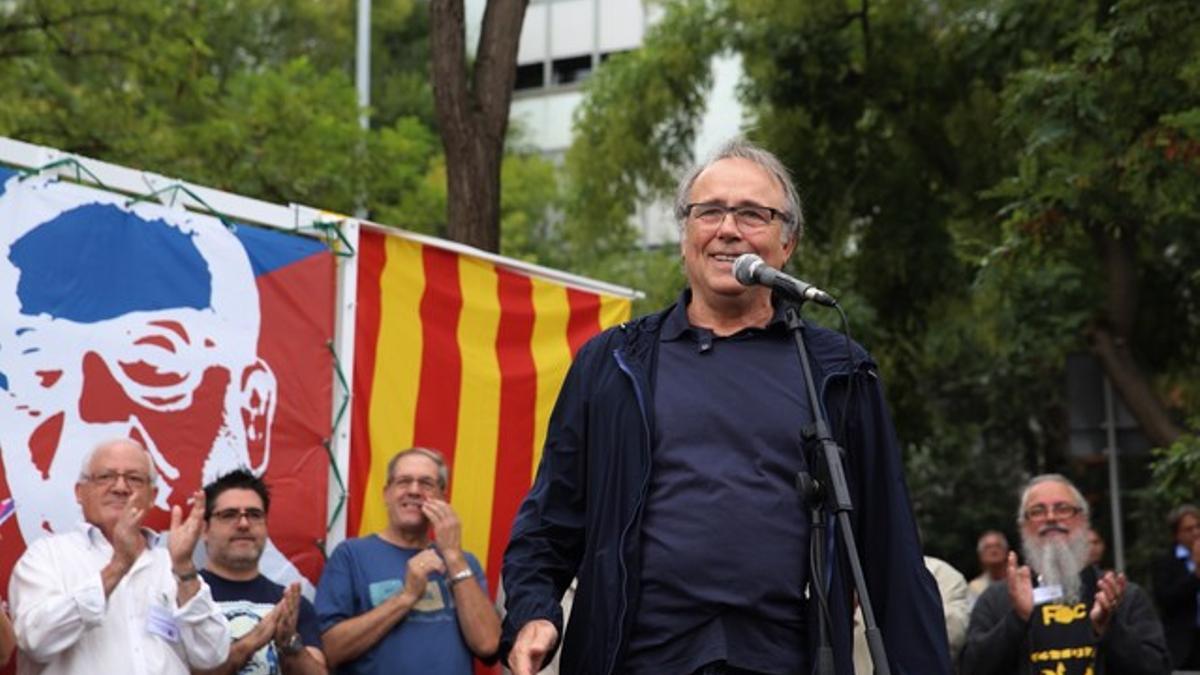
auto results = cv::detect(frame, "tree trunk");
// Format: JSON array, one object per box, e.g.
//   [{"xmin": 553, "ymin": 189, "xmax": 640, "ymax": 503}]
[
  {"xmin": 429, "ymin": 0, "xmax": 527, "ymax": 253},
  {"xmin": 1087, "ymin": 224, "xmax": 1183, "ymax": 447}
]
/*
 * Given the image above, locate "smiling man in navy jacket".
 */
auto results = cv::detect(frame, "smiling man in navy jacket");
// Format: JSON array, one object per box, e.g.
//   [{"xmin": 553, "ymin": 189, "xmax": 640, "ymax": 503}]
[{"xmin": 500, "ymin": 138, "xmax": 951, "ymax": 675}]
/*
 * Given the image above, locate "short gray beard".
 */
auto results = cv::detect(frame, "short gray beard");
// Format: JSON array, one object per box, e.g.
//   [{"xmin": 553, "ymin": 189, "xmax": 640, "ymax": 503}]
[{"xmin": 1022, "ymin": 526, "xmax": 1090, "ymax": 603}]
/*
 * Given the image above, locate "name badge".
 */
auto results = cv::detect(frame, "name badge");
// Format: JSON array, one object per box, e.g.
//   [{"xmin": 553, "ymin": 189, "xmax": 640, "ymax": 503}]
[
  {"xmin": 146, "ymin": 602, "xmax": 181, "ymax": 643},
  {"xmin": 1033, "ymin": 585, "xmax": 1064, "ymax": 605}
]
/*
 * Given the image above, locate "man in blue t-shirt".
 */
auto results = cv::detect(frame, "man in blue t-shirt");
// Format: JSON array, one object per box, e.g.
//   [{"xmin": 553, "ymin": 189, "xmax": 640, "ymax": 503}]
[
  {"xmin": 314, "ymin": 447, "xmax": 499, "ymax": 674},
  {"xmin": 199, "ymin": 469, "xmax": 326, "ymax": 674}
]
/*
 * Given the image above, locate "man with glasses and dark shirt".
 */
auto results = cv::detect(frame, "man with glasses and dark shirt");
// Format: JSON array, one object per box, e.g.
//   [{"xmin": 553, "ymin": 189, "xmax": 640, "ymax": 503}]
[
  {"xmin": 502, "ymin": 139, "xmax": 950, "ymax": 675},
  {"xmin": 199, "ymin": 469, "xmax": 326, "ymax": 674},
  {"xmin": 962, "ymin": 474, "xmax": 1168, "ymax": 675},
  {"xmin": 1152, "ymin": 503, "xmax": 1200, "ymax": 670}
]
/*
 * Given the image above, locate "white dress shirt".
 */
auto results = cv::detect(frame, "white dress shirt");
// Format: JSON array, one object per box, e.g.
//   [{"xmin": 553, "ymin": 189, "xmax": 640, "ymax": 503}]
[{"xmin": 8, "ymin": 523, "xmax": 230, "ymax": 675}]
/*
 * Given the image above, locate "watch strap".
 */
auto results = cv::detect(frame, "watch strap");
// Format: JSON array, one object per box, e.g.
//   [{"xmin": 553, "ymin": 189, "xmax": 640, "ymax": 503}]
[
  {"xmin": 277, "ymin": 632, "xmax": 304, "ymax": 656},
  {"xmin": 448, "ymin": 568, "xmax": 475, "ymax": 588}
]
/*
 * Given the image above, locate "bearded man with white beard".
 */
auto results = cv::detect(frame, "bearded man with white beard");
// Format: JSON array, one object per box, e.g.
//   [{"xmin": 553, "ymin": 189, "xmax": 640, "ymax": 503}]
[{"xmin": 960, "ymin": 474, "xmax": 1168, "ymax": 675}]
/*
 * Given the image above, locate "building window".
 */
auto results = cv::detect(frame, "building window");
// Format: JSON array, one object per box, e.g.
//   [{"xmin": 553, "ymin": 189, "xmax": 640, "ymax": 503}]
[
  {"xmin": 551, "ymin": 55, "xmax": 592, "ymax": 86},
  {"xmin": 515, "ymin": 62, "xmax": 545, "ymax": 91}
]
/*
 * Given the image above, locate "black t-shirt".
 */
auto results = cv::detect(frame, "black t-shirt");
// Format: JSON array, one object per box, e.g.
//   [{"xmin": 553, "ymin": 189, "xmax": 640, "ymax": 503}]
[{"xmin": 201, "ymin": 569, "xmax": 322, "ymax": 672}]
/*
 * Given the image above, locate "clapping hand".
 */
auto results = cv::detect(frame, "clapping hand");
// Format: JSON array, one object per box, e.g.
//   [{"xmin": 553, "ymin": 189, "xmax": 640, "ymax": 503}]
[
  {"xmin": 1090, "ymin": 570, "xmax": 1127, "ymax": 636},
  {"xmin": 111, "ymin": 495, "xmax": 148, "ymax": 568},
  {"xmin": 274, "ymin": 582, "xmax": 302, "ymax": 646},
  {"xmin": 168, "ymin": 490, "xmax": 206, "ymax": 569}
]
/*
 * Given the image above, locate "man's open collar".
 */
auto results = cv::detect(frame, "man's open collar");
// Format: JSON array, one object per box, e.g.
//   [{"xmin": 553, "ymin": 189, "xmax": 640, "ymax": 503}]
[{"xmin": 661, "ymin": 287, "xmax": 792, "ymax": 343}]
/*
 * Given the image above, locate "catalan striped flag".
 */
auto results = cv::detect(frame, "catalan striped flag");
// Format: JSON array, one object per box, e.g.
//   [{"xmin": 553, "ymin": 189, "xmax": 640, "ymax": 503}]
[{"xmin": 349, "ymin": 227, "xmax": 632, "ymax": 595}]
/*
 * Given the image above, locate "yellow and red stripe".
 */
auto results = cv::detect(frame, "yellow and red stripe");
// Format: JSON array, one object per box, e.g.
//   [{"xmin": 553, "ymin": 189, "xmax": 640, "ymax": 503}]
[{"xmin": 349, "ymin": 228, "xmax": 631, "ymax": 595}]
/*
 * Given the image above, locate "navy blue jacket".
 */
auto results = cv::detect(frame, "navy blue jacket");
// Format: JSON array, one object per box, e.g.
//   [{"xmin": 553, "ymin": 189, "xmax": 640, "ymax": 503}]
[
  {"xmin": 1151, "ymin": 549, "xmax": 1200, "ymax": 668},
  {"xmin": 500, "ymin": 300, "xmax": 951, "ymax": 675}
]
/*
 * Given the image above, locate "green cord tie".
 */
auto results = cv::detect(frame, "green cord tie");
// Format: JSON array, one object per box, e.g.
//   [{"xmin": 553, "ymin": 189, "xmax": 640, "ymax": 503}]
[
  {"xmin": 309, "ymin": 219, "xmax": 356, "ymax": 258},
  {"xmin": 324, "ymin": 339, "xmax": 351, "ymax": 535},
  {"xmin": 126, "ymin": 183, "xmax": 237, "ymax": 232},
  {"xmin": 18, "ymin": 157, "xmax": 109, "ymax": 190}
]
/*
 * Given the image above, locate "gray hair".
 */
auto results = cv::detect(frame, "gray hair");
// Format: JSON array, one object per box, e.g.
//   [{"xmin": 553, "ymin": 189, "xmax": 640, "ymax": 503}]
[
  {"xmin": 1168, "ymin": 504, "xmax": 1200, "ymax": 536},
  {"xmin": 976, "ymin": 529, "xmax": 1010, "ymax": 553},
  {"xmin": 385, "ymin": 447, "xmax": 449, "ymax": 492},
  {"xmin": 77, "ymin": 438, "xmax": 159, "ymax": 487},
  {"xmin": 1017, "ymin": 473, "xmax": 1089, "ymax": 524},
  {"xmin": 673, "ymin": 138, "xmax": 805, "ymax": 245}
]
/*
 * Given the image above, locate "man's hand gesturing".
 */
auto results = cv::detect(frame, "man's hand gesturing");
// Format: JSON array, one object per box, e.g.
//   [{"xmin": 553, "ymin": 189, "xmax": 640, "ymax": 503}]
[{"xmin": 1006, "ymin": 551, "xmax": 1034, "ymax": 622}]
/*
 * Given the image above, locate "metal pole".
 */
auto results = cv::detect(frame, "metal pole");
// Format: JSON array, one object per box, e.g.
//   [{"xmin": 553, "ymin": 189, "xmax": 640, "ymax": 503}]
[
  {"xmin": 356, "ymin": 0, "xmax": 371, "ymax": 130},
  {"xmin": 355, "ymin": 0, "xmax": 371, "ymax": 218},
  {"xmin": 1102, "ymin": 375, "xmax": 1126, "ymax": 572}
]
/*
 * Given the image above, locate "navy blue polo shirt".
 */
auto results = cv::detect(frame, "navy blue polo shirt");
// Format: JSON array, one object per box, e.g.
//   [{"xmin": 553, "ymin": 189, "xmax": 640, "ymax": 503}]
[{"xmin": 624, "ymin": 295, "xmax": 814, "ymax": 675}]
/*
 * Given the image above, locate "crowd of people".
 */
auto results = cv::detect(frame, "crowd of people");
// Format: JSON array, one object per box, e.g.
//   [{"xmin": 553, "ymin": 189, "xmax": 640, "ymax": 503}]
[
  {"xmin": 0, "ymin": 436, "xmax": 1193, "ymax": 674},
  {"xmin": 2, "ymin": 439, "xmax": 497, "ymax": 675},
  {"xmin": 0, "ymin": 139, "xmax": 1194, "ymax": 675}
]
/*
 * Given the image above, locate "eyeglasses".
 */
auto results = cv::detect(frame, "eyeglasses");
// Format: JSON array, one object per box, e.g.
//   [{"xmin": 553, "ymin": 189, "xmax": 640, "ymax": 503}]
[
  {"xmin": 1023, "ymin": 502, "xmax": 1083, "ymax": 522},
  {"xmin": 388, "ymin": 476, "xmax": 439, "ymax": 492},
  {"xmin": 210, "ymin": 508, "xmax": 267, "ymax": 524},
  {"xmin": 685, "ymin": 202, "xmax": 793, "ymax": 230},
  {"xmin": 86, "ymin": 471, "xmax": 152, "ymax": 489}
]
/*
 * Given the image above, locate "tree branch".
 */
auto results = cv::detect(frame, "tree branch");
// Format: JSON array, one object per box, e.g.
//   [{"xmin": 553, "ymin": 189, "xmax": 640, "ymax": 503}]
[
  {"xmin": 473, "ymin": 0, "xmax": 526, "ymax": 139},
  {"xmin": 430, "ymin": 0, "xmax": 471, "ymax": 142},
  {"xmin": 1088, "ymin": 325, "xmax": 1183, "ymax": 447},
  {"xmin": 1085, "ymin": 221, "xmax": 1182, "ymax": 447},
  {"xmin": 1091, "ymin": 223, "xmax": 1139, "ymax": 338},
  {"xmin": 429, "ymin": 0, "xmax": 526, "ymax": 252}
]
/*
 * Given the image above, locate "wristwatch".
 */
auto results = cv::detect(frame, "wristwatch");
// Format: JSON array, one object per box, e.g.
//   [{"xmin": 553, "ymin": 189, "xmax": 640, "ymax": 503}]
[
  {"xmin": 277, "ymin": 633, "xmax": 304, "ymax": 657},
  {"xmin": 448, "ymin": 568, "xmax": 475, "ymax": 588}
]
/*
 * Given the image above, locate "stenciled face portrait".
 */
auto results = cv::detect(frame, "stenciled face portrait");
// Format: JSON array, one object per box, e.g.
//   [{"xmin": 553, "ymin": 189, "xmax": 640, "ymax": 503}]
[{"xmin": 0, "ymin": 176, "xmax": 277, "ymax": 543}]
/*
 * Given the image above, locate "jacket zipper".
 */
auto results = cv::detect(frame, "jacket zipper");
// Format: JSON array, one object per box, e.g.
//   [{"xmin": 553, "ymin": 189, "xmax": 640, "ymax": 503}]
[{"xmin": 608, "ymin": 347, "xmax": 654, "ymax": 675}]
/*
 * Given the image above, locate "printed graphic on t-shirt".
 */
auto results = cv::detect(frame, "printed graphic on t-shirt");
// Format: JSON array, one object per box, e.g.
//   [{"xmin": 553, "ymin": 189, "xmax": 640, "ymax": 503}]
[
  {"xmin": 217, "ymin": 598, "xmax": 281, "ymax": 674},
  {"xmin": 368, "ymin": 578, "xmax": 451, "ymax": 620},
  {"xmin": 1028, "ymin": 602, "xmax": 1096, "ymax": 675}
]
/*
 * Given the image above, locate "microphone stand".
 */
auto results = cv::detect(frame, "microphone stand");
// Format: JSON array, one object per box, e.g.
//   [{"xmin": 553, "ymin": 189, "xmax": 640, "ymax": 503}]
[{"xmin": 785, "ymin": 303, "xmax": 890, "ymax": 675}]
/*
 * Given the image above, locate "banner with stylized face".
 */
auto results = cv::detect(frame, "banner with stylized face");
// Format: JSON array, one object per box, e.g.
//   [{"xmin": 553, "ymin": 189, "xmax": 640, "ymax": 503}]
[{"xmin": 0, "ymin": 169, "xmax": 334, "ymax": 589}]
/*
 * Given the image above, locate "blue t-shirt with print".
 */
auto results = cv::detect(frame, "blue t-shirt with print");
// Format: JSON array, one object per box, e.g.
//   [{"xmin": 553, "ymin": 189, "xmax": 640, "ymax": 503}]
[
  {"xmin": 200, "ymin": 570, "xmax": 322, "ymax": 674},
  {"xmin": 314, "ymin": 535, "xmax": 487, "ymax": 675}
]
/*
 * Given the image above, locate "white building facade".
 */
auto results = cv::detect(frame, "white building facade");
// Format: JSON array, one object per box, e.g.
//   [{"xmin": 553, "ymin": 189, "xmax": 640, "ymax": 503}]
[{"xmin": 466, "ymin": 0, "xmax": 746, "ymax": 245}]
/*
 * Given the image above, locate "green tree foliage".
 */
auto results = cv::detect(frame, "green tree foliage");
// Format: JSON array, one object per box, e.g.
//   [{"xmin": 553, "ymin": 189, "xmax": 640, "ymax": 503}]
[
  {"xmin": 0, "ymin": 0, "xmax": 558, "ymax": 241},
  {"xmin": 558, "ymin": 0, "xmax": 1200, "ymax": 576}
]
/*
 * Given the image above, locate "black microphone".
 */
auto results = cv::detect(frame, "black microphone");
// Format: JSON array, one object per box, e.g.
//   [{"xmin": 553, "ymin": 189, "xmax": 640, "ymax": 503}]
[{"xmin": 732, "ymin": 253, "xmax": 838, "ymax": 307}]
